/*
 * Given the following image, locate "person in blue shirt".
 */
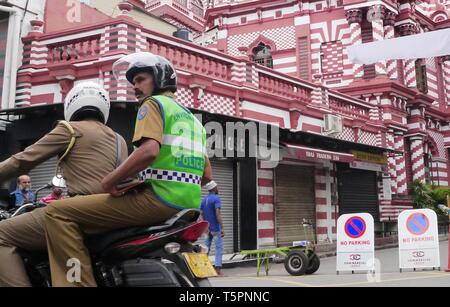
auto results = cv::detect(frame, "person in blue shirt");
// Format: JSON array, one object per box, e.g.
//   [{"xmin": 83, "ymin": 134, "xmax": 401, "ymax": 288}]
[
  {"xmin": 200, "ymin": 181, "xmax": 225, "ymax": 276},
  {"xmin": 10, "ymin": 175, "xmax": 35, "ymax": 207}
]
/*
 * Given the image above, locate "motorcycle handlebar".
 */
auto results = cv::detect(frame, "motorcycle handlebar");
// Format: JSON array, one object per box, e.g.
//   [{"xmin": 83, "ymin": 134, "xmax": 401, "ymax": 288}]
[{"xmin": 33, "ymin": 183, "xmax": 52, "ymax": 203}]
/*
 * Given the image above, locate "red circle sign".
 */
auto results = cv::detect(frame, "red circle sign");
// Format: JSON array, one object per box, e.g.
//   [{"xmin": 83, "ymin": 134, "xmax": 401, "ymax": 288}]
[
  {"xmin": 406, "ymin": 213, "xmax": 430, "ymax": 236},
  {"xmin": 344, "ymin": 216, "xmax": 367, "ymax": 239}
]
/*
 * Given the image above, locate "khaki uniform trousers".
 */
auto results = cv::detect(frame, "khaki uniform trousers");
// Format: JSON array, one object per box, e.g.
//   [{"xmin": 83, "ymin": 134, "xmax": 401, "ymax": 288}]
[
  {"xmin": 44, "ymin": 188, "xmax": 178, "ymax": 287},
  {"xmin": 0, "ymin": 208, "xmax": 47, "ymax": 287},
  {"xmin": 0, "ymin": 188, "xmax": 178, "ymax": 287}
]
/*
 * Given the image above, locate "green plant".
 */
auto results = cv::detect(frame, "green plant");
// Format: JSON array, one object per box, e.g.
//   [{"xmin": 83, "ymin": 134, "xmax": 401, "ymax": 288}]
[
  {"xmin": 409, "ymin": 180, "xmax": 434, "ymax": 209},
  {"xmin": 409, "ymin": 181, "xmax": 450, "ymax": 217},
  {"xmin": 428, "ymin": 186, "xmax": 450, "ymax": 205}
]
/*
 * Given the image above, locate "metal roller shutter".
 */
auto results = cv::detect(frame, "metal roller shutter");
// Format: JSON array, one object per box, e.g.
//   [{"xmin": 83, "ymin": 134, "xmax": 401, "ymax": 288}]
[
  {"xmin": 28, "ymin": 157, "xmax": 58, "ymax": 200},
  {"xmin": 201, "ymin": 159, "xmax": 235, "ymax": 255},
  {"xmin": 337, "ymin": 166, "xmax": 379, "ymax": 221},
  {"xmin": 275, "ymin": 164, "xmax": 316, "ymax": 247}
]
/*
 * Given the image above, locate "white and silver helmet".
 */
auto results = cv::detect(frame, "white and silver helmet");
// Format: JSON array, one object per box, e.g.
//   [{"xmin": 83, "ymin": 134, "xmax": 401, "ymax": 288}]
[
  {"xmin": 51, "ymin": 176, "xmax": 66, "ymax": 188},
  {"xmin": 112, "ymin": 52, "xmax": 177, "ymax": 94},
  {"xmin": 64, "ymin": 81, "xmax": 110, "ymax": 124}
]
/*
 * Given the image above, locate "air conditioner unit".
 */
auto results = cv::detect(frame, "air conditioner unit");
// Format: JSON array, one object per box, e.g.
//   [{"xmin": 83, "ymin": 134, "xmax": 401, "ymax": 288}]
[{"xmin": 323, "ymin": 114, "xmax": 343, "ymax": 135}]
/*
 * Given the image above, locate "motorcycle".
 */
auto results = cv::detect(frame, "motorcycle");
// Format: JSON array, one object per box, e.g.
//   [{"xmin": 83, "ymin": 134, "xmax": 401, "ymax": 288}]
[{"xmin": 0, "ymin": 183, "xmax": 215, "ymax": 287}]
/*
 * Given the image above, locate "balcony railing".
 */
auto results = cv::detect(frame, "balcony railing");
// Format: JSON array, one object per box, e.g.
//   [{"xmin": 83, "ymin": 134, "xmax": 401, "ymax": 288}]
[
  {"xmin": 148, "ymin": 40, "xmax": 229, "ymax": 80},
  {"xmin": 329, "ymin": 95, "xmax": 371, "ymax": 120},
  {"xmin": 47, "ymin": 36, "xmax": 101, "ymax": 64},
  {"xmin": 259, "ymin": 72, "xmax": 312, "ymax": 102}
]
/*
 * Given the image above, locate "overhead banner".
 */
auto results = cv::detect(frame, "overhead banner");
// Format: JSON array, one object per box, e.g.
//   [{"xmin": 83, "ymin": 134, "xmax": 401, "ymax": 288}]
[
  {"xmin": 398, "ymin": 209, "xmax": 440, "ymax": 271},
  {"xmin": 337, "ymin": 213, "xmax": 375, "ymax": 273},
  {"xmin": 347, "ymin": 28, "xmax": 450, "ymax": 64}
]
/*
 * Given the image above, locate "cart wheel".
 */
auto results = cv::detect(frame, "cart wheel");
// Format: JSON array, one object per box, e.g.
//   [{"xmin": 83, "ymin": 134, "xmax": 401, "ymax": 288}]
[
  {"xmin": 284, "ymin": 251, "xmax": 309, "ymax": 276},
  {"xmin": 305, "ymin": 254, "xmax": 320, "ymax": 275}
]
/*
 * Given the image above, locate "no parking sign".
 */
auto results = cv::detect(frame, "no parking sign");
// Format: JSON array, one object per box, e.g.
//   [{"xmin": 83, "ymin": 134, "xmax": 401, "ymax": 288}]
[
  {"xmin": 337, "ymin": 213, "xmax": 375, "ymax": 273},
  {"xmin": 398, "ymin": 209, "xmax": 440, "ymax": 270}
]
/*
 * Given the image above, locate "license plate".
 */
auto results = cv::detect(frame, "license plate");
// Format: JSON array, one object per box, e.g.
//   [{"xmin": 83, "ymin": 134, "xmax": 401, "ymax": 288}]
[{"xmin": 182, "ymin": 253, "xmax": 217, "ymax": 278}]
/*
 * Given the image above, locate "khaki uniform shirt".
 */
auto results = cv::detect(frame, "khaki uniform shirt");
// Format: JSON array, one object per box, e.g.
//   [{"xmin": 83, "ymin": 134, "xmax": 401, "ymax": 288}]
[
  {"xmin": 132, "ymin": 93, "xmax": 171, "ymax": 147},
  {"xmin": 0, "ymin": 120, "xmax": 128, "ymax": 195}
]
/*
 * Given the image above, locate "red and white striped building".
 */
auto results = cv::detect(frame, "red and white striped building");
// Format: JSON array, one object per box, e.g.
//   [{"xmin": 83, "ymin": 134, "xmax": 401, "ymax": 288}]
[{"xmin": 1, "ymin": 0, "xmax": 450, "ymax": 251}]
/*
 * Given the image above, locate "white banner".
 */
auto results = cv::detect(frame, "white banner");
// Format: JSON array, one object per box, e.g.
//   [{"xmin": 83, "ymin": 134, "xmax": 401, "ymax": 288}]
[
  {"xmin": 337, "ymin": 213, "xmax": 375, "ymax": 272},
  {"xmin": 398, "ymin": 209, "xmax": 440, "ymax": 270},
  {"xmin": 347, "ymin": 28, "xmax": 450, "ymax": 64}
]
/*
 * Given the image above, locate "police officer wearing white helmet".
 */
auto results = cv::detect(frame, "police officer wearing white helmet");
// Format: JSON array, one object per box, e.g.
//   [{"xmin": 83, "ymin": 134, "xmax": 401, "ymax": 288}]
[{"xmin": 0, "ymin": 81, "xmax": 128, "ymax": 286}]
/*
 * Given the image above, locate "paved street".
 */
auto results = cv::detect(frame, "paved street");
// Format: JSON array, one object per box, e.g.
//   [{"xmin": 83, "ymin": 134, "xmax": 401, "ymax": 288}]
[{"xmin": 210, "ymin": 241, "xmax": 450, "ymax": 287}]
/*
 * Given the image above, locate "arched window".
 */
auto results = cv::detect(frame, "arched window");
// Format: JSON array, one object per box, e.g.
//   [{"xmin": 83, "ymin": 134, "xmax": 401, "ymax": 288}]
[{"xmin": 253, "ymin": 43, "xmax": 273, "ymax": 68}]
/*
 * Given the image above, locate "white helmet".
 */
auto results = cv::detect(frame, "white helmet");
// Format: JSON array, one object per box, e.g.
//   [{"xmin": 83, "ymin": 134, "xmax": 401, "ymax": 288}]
[
  {"xmin": 51, "ymin": 176, "xmax": 66, "ymax": 188},
  {"xmin": 64, "ymin": 81, "xmax": 110, "ymax": 124}
]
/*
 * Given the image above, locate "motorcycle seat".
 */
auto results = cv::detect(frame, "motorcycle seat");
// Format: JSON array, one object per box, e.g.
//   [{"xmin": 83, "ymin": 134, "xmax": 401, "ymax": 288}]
[{"xmin": 85, "ymin": 209, "xmax": 200, "ymax": 254}]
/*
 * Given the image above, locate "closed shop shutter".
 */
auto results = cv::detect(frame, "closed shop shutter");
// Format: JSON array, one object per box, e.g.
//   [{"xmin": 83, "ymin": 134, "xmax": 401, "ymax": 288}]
[
  {"xmin": 275, "ymin": 164, "xmax": 316, "ymax": 247},
  {"xmin": 201, "ymin": 159, "xmax": 235, "ymax": 254},
  {"xmin": 337, "ymin": 165, "xmax": 379, "ymax": 220},
  {"xmin": 29, "ymin": 157, "xmax": 58, "ymax": 200}
]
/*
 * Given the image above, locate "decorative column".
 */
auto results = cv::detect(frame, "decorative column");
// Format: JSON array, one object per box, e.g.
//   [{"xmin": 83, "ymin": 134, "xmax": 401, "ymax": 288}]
[
  {"xmin": 442, "ymin": 56, "xmax": 450, "ymax": 106},
  {"xmin": 15, "ymin": 18, "xmax": 46, "ymax": 107},
  {"xmin": 345, "ymin": 9, "xmax": 364, "ymax": 79},
  {"xmin": 398, "ymin": 23, "xmax": 419, "ymax": 88},
  {"xmin": 395, "ymin": 132, "xmax": 408, "ymax": 194},
  {"xmin": 384, "ymin": 11, "xmax": 398, "ymax": 80},
  {"xmin": 369, "ymin": 5, "xmax": 387, "ymax": 76},
  {"xmin": 410, "ymin": 136, "xmax": 426, "ymax": 182},
  {"xmin": 103, "ymin": 1, "xmax": 139, "ymax": 102},
  {"xmin": 387, "ymin": 129, "xmax": 397, "ymax": 194}
]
